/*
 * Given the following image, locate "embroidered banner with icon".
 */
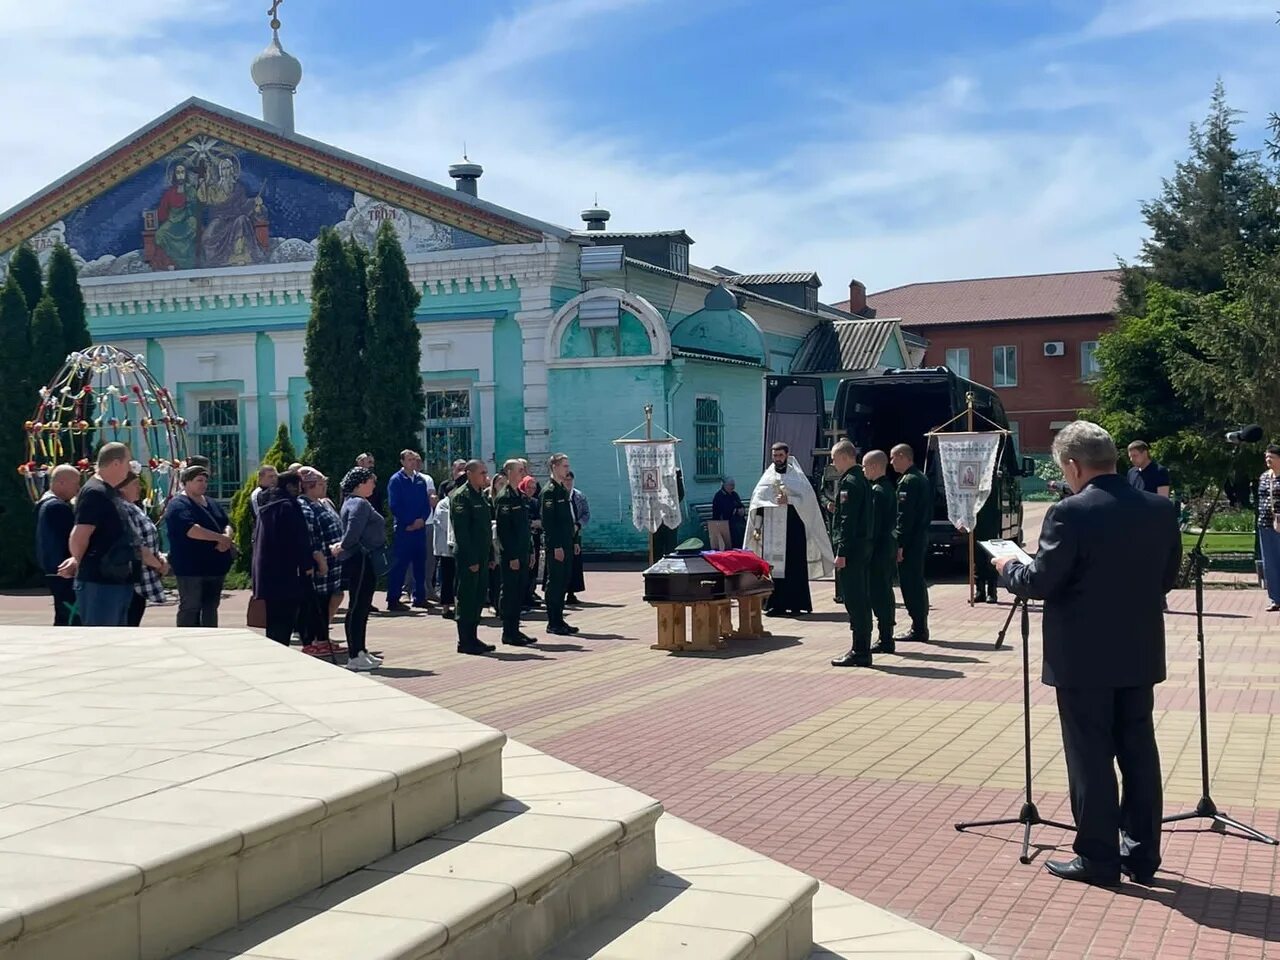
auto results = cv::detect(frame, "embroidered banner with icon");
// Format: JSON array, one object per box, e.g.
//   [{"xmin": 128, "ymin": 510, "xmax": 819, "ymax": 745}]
[
  {"xmin": 935, "ymin": 432, "xmax": 1002, "ymax": 533},
  {"xmin": 623, "ymin": 441, "xmax": 681, "ymax": 533}
]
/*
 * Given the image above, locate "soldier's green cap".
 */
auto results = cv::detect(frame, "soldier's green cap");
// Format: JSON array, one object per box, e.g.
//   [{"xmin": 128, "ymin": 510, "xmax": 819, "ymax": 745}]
[{"xmin": 676, "ymin": 538, "xmax": 705, "ymax": 552}]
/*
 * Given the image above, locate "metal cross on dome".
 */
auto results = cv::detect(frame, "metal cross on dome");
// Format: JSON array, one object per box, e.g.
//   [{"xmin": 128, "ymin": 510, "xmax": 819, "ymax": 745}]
[{"xmin": 268, "ymin": 0, "xmax": 284, "ymax": 29}]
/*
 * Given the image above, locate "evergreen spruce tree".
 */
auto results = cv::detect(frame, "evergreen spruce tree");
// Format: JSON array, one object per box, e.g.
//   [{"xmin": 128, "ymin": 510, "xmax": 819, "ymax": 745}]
[
  {"xmin": 29, "ymin": 295, "xmax": 65, "ymax": 394},
  {"xmin": 228, "ymin": 424, "xmax": 300, "ymax": 571},
  {"xmin": 362, "ymin": 221, "xmax": 424, "ymax": 472},
  {"xmin": 0, "ymin": 276, "xmax": 36, "ymax": 585},
  {"xmin": 47, "ymin": 244, "xmax": 90, "ymax": 356},
  {"xmin": 7, "ymin": 244, "xmax": 43, "ymax": 320},
  {"xmin": 302, "ymin": 229, "xmax": 367, "ymax": 493}
]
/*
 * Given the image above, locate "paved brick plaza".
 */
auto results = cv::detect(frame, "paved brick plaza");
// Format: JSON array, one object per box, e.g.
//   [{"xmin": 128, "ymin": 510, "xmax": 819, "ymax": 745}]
[{"xmin": 3, "ymin": 512, "xmax": 1278, "ymax": 959}]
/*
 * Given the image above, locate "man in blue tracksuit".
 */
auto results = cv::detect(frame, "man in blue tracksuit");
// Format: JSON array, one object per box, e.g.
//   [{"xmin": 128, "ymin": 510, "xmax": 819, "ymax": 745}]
[{"xmin": 386, "ymin": 449, "xmax": 436, "ymax": 611}]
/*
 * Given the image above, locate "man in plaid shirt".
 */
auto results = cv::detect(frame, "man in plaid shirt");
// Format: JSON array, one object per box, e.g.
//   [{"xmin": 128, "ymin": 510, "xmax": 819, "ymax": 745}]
[{"xmin": 298, "ymin": 467, "xmax": 344, "ymax": 655}]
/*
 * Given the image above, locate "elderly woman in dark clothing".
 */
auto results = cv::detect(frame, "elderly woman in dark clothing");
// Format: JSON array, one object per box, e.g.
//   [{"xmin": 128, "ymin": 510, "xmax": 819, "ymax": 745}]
[
  {"xmin": 252, "ymin": 471, "xmax": 315, "ymax": 646},
  {"xmin": 330, "ymin": 466, "xmax": 387, "ymax": 672}
]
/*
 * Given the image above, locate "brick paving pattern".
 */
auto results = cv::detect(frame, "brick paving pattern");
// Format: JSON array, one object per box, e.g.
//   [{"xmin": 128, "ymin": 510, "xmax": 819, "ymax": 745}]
[{"xmin": 4, "ymin": 508, "xmax": 1278, "ymax": 959}]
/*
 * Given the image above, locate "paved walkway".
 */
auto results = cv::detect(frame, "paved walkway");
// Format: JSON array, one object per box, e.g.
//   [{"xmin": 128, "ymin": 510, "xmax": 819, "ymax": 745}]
[{"xmin": 4, "ymin": 520, "xmax": 1279, "ymax": 959}]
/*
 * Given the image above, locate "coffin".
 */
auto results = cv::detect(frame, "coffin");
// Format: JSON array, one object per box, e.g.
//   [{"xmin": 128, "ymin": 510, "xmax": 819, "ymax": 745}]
[{"xmin": 642, "ymin": 550, "xmax": 772, "ymax": 603}]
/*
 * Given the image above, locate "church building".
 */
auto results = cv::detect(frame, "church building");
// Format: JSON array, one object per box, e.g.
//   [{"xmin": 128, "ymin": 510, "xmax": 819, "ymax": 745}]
[{"xmin": 0, "ymin": 17, "xmax": 914, "ymax": 551}]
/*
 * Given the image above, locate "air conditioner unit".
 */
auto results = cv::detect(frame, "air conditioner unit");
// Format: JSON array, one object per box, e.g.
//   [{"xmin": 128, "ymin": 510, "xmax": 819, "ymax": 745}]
[{"xmin": 1043, "ymin": 341, "xmax": 1065, "ymax": 357}]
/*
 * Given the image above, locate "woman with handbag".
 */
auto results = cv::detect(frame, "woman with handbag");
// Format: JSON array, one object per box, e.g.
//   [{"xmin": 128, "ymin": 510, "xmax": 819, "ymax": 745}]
[
  {"xmin": 330, "ymin": 466, "xmax": 387, "ymax": 671},
  {"xmin": 1258, "ymin": 444, "xmax": 1280, "ymax": 612},
  {"xmin": 164, "ymin": 464, "xmax": 234, "ymax": 627},
  {"xmin": 252, "ymin": 471, "xmax": 315, "ymax": 645}
]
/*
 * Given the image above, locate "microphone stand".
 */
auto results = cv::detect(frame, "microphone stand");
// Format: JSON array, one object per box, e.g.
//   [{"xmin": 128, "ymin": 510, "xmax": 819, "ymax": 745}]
[
  {"xmin": 955, "ymin": 596, "xmax": 1075, "ymax": 863},
  {"xmin": 1162, "ymin": 469, "xmax": 1277, "ymax": 844}
]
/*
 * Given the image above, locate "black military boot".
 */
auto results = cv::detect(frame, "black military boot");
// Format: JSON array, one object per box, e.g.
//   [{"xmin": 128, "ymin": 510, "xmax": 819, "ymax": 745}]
[
  {"xmin": 870, "ymin": 635, "xmax": 896, "ymax": 655},
  {"xmin": 457, "ymin": 623, "xmax": 493, "ymax": 656}
]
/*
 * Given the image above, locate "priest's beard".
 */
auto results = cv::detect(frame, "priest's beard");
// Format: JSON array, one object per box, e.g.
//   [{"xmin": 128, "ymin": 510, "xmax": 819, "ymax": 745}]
[{"xmin": 773, "ymin": 462, "xmax": 787, "ymax": 474}]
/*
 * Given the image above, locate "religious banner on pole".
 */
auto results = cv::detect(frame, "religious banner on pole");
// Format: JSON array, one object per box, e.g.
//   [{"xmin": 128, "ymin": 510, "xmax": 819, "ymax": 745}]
[
  {"xmin": 935, "ymin": 432, "xmax": 1003, "ymax": 533},
  {"xmin": 623, "ymin": 440, "xmax": 681, "ymax": 533}
]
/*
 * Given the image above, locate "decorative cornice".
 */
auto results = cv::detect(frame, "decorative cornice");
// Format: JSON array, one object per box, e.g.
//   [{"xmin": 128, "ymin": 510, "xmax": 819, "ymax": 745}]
[{"xmin": 0, "ymin": 104, "xmax": 542, "ymax": 252}]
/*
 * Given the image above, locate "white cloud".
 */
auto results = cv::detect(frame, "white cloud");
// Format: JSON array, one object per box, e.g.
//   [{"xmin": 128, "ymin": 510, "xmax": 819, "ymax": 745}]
[
  {"xmin": 0, "ymin": 0, "xmax": 1271, "ymax": 293},
  {"xmin": 1078, "ymin": 0, "xmax": 1275, "ymax": 40}
]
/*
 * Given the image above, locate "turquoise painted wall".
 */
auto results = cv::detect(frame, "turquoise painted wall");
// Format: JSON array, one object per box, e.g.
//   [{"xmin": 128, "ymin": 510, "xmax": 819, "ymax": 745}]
[
  {"xmin": 491, "ymin": 313, "xmax": 524, "ymax": 463},
  {"xmin": 145, "ymin": 339, "xmax": 164, "ymax": 385},
  {"xmin": 254, "ymin": 332, "xmax": 276, "ymax": 457},
  {"xmin": 881, "ymin": 336, "xmax": 905, "ymax": 368},
  {"xmin": 547, "ymin": 363, "xmax": 670, "ymax": 552},
  {"xmin": 764, "ymin": 333, "xmax": 803, "ymax": 374},
  {"xmin": 559, "ymin": 312, "xmax": 651, "ymax": 359},
  {"xmin": 288, "ymin": 377, "xmax": 308, "ymax": 452}
]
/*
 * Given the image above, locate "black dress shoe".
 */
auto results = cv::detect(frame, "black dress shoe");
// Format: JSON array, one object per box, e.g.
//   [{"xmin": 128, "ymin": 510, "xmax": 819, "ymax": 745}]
[
  {"xmin": 547, "ymin": 623, "xmax": 579, "ymax": 636},
  {"xmin": 1045, "ymin": 857, "xmax": 1119, "ymax": 886},
  {"xmin": 894, "ymin": 630, "xmax": 929, "ymax": 643},
  {"xmin": 831, "ymin": 650, "xmax": 872, "ymax": 668},
  {"xmin": 457, "ymin": 641, "xmax": 492, "ymax": 656},
  {"xmin": 501, "ymin": 634, "xmax": 534, "ymax": 647},
  {"xmin": 1120, "ymin": 863, "xmax": 1157, "ymax": 885},
  {"xmin": 985, "ymin": 593, "xmax": 998, "ymax": 604},
  {"xmin": 442, "ymin": 608, "xmax": 455, "ymax": 620},
  {"xmin": 519, "ymin": 632, "xmax": 538, "ymax": 643},
  {"xmin": 869, "ymin": 640, "xmax": 896, "ymax": 655},
  {"xmin": 565, "ymin": 594, "xmax": 580, "ymax": 605},
  {"xmin": 386, "ymin": 600, "xmax": 410, "ymax": 613}
]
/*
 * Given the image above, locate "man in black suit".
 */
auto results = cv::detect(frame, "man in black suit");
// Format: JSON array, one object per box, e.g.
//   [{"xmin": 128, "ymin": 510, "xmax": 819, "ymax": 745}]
[{"xmin": 994, "ymin": 420, "xmax": 1180, "ymax": 887}]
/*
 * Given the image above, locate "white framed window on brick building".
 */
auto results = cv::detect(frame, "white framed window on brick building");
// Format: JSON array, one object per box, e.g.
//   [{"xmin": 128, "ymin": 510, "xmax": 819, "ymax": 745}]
[
  {"xmin": 188, "ymin": 396, "xmax": 242, "ymax": 501},
  {"xmin": 944, "ymin": 347, "xmax": 970, "ymax": 379},
  {"xmin": 1081, "ymin": 340, "xmax": 1101, "ymax": 380},
  {"xmin": 422, "ymin": 388, "xmax": 474, "ymax": 482},
  {"xmin": 694, "ymin": 395, "xmax": 723, "ymax": 481},
  {"xmin": 993, "ymin": 345, "xmax": 1018, "ymax": 388}
]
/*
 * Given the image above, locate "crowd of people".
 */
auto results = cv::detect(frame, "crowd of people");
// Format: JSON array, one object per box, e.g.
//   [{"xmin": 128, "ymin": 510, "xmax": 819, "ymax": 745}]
[{"xmin": 33, "ymin": 442, "xmax": 593, "ymax": 669}]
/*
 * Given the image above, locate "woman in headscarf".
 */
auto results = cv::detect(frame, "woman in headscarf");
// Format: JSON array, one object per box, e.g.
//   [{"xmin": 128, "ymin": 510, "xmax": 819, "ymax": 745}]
[
  {"xmin": 251, "ymin": 470, "xmax": 314, "ymax": 646},
  {"xmin": 329, "ymin": 466, "xmax": 387, "ymax": 671}
]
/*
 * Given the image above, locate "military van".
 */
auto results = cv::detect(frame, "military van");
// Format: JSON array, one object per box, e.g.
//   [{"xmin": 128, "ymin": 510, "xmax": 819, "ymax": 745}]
[{"xmin": 763, "ymin": 368, "xmax": 1033, "ymax": 560}]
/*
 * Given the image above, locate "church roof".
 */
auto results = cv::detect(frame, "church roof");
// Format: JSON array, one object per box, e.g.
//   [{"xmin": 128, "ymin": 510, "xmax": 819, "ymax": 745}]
[{"xmin": 0, "ymin": 97, "xmax": 572, "ymax": 253}]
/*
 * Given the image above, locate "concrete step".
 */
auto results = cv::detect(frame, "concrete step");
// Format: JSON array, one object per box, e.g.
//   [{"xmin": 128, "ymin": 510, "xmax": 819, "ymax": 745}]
[
  {"xmin": 182, "ymin": 743, "xmax": 663, "ymax": 960},
  {"xmin": 0, "ymin": 627, "xmax": 504, "ymax": 960},
  {"xmin": 540, "ymin": 814, "xmax": 817, "ymax": 960}
]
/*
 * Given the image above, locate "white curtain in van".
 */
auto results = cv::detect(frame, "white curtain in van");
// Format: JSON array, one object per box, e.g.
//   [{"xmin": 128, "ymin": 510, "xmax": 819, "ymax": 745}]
[
  {"xmin": 935, "ymin": 432, "xmax": 1002, "ymax": 533},
  {"xmin": 623, "ymin": 441, "xmax": 682, "ymax": 533}
]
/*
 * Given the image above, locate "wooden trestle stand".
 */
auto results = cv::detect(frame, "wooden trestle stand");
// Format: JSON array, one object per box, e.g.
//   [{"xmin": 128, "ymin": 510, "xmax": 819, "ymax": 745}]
[{"xmin": 648, "ymin": 590, "xmax": 771, "ymax": 653}]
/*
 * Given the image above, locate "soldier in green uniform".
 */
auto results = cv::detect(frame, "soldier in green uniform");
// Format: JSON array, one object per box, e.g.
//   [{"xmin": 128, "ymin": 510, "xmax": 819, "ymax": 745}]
[
  {"xmin": 451, "ymin": 460, "xmax": 497, "ymax": 655},
  {"xmin": 540, "ymin": 453, "xmax": 580, "ymax": 636},
  {"xmin": 829, "ymin": 440, "xmax": 874, "ymax": 668},
  {"xmin": 973, "ymin": 485, "xmax": 1001, "ymax": 603},
  {"xmin": 495, "ymin": 459, "xmax": 537, "ymax": 646},
  {"xmin": 890, "ymin": 443, "xmax": 932, "ymax": 643},
  {"xmin": 862, "ymin": 449, "xmax": 899, "ymax": 652}
]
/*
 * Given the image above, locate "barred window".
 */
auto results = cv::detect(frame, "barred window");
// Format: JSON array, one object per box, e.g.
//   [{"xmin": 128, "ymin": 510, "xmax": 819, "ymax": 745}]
[
  {"xmin": 423, "ymin": 389, "xmax": 473, "ymax": 481},
  {"xmin": 191, "ymin": 397, "xmax": 241, "ymax": 501},
  {"xmin": 694, "ymin": 396, "xmax": 723, "ymax": 481}
]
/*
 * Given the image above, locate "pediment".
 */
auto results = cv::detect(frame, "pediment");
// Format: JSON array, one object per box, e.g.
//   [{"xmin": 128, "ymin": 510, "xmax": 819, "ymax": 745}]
[{"xmin": 0, "ymin": 101, "xmax": 544, "ymax": 278}]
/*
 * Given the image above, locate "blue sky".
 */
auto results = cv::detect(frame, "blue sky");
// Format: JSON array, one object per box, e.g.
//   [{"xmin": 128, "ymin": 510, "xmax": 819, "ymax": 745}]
[{"xmin": 2, "ymin": 0, "xmax": 1279, "ymax": 292}]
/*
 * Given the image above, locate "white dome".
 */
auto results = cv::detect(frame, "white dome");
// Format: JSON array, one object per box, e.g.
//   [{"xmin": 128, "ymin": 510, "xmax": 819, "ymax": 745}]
[{"xmin": 251, "ymin": 32, "xmax": 302, "ymax": 90}]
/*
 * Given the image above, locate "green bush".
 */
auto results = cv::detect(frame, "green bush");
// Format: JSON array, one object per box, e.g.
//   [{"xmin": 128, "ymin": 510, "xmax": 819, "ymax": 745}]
[
  {"xmin": 1207, "ymin": 508, "xmax": 1255, "ymax": 533},
  {"xmin": 228, "ymin": 424, "xmax": 299, "ymax": 573}
]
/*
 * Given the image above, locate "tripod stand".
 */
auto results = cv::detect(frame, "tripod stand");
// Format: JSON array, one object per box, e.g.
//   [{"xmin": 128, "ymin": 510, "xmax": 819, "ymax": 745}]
[
  {"xmin": 1162, "ymin": 536, "xmax": 1277, "ymax": 844},
  {"xmin": 956, "ymin": 596, "xmax": 1074, "ymax": 863}
]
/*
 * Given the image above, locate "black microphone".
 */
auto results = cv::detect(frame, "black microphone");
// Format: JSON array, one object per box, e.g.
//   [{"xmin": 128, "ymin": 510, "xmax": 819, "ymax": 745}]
[{"xmin": 1225, "ymin": 424, "xmax": 1264, "ymax": 444}]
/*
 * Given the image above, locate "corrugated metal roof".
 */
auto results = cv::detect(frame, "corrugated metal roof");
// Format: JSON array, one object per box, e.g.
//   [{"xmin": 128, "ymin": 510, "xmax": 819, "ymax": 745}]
[
  {"xmin": 725, "ymin": 271, "xmax": 820, "ymax": 286},
  {"xmin": 833, "ymin": 270, "xmax": 1120, "ymax": 327},
  {"xmin": 624, "ymin": 259, "xmax": 826, "ymax": 321},
  {"xmin": 672, "ymin": 347, "xmax": 765, "ymax": 367},
  {"xmin": 791, "ymin": 319, "xmax": 899, "ymax": 374},
  {"xmin": 572, "ymin": 230, "xmax": 694, "ymax": 244}
]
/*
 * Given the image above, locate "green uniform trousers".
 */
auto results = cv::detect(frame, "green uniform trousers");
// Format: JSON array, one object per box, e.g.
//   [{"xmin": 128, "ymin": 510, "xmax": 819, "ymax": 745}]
[
  {"xmin": 869, "ymin": 543, "xmax": 896, "ymax": 640},
  {"xmin": 455, "ymin": 564, "xmax": 486, "ymax": 628},
  {"xmin": 500, "ymin": 562, "xmax": 524, "ymax": 636},
  {"xmin": 836, "ymin": 560, "xmax": 872, "ymax": 653},
  {"xmin": 545, "ymin": 552, "xmax": 570, "ymax": 625},
  {"xmin": 898, "ymin": 541, "xmax": 929, "ymax": 636}
]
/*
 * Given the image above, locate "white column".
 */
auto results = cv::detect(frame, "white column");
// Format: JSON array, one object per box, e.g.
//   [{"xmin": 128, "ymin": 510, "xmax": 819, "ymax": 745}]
[
  {"xmin": 474, "ymin": 381, "xmax": 496, "ymax": 469},
  {"xmin": 516, "ymin": 283, "xmax": 555, "ymax": 469}
]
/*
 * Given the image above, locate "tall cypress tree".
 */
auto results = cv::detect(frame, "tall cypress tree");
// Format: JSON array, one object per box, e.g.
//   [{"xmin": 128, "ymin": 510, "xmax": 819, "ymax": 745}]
[
  {"xmin": 363, "ymin": 221, "xmax": 424, "ymax": 472},
  {"xmin": 47, "ymin": 244, "xmax": 90, "ymax": 356},
  {"xmin": 29, "ymin": 294, "xmax": 65, "ymax": 395},
  {"xmin": 0, "ymin": 275, "xmax": 36, "ymax": 585},
  {"xmin": 7, "ymin": 244, "xmax": 42, "ymax": 319},
  {"xmin": 303, "ymin": 229, "xmax": 367, "ymax": 493}
]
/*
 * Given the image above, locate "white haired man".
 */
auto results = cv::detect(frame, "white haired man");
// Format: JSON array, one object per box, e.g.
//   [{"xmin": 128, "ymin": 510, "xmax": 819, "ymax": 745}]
[{"xmin": 994, "ymin": 421, "xmax": 1180, "ymax": 887}]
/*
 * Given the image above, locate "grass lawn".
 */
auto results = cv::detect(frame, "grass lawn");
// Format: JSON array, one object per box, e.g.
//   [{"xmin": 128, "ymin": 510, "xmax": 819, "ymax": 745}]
[{"xmin": 1182, "ymin": 531, "xmax": 1255, "ymax": 554}]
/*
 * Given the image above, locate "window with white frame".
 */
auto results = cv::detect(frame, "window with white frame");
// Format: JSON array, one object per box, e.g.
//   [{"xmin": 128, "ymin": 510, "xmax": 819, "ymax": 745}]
[
  {"xmin": 993, "ymin": 345, "xmax": 1018, "ymax": 387},
  {"xmin": 944, "ymin": 347, "xmax": 971, "ymax": 379},
  {"xmin": 694, "ymin": 396, "xmax": 723, "ymax": 480},
  {"xmin": 190, "ymin": 397, "xmax": 242, "ymax": 501},
  {"xmin": 1080, "ymin": 340, "xmax": 1101, "ymax": 380},
  {"xmin": 422, "ymin": 389, "xmax": 474, "ymax": 482}
]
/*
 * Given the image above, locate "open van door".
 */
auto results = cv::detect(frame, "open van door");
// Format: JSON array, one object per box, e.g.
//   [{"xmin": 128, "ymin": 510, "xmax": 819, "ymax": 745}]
[{"xmin": 763, "ymin": 376, "xmax": 827, "ymax": 481}]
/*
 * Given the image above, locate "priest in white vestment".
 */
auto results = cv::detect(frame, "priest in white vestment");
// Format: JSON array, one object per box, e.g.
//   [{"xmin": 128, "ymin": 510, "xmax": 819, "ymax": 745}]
[{"xmin": 744, "ymin": 442, "xmax": 835, "ymax": 616}]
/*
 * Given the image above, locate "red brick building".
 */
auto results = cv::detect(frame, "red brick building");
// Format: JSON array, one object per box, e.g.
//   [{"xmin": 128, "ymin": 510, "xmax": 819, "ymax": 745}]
[{"xmin": 836, "ymin": 270, "xmax": 1121, "ymax": 453}]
